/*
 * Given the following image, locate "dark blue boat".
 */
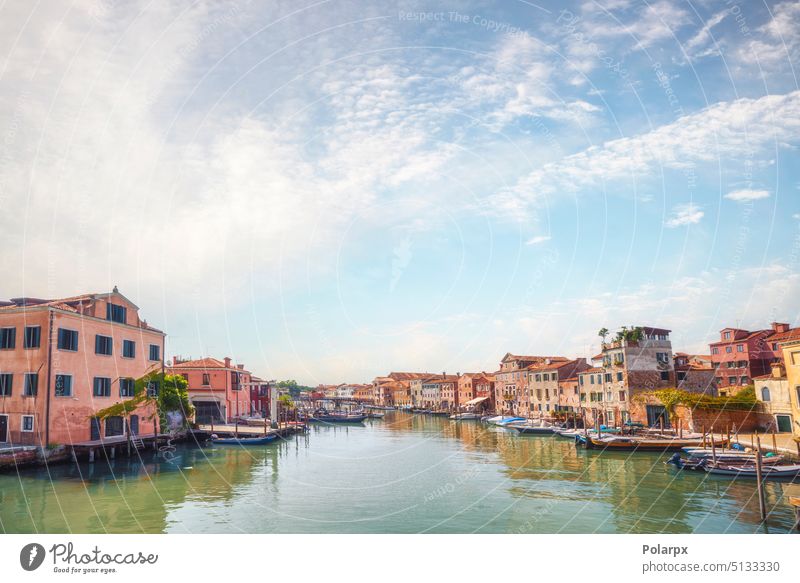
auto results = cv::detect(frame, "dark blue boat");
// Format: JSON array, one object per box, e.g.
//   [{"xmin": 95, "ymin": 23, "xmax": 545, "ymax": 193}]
[{"xmin": 211, "ymin": 434, "xmax": 279, "ymax": 445}]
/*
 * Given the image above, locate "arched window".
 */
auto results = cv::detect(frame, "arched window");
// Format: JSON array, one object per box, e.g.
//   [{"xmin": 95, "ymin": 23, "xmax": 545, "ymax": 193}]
[{"xmin": 761, "ymin": 386, "xmax": 771, "ymax": 402}]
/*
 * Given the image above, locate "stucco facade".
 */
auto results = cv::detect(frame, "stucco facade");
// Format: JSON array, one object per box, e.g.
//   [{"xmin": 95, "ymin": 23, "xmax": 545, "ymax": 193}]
[{"xmin": 0, "ymin": 290, "xmax": 164, "ymax": 446}]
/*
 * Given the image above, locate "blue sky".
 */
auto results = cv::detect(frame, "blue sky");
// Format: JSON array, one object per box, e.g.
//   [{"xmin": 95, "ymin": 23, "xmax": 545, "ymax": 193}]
[{"xmin": 1, "ymin": 0, "xmax": 799, "ymax": 384}]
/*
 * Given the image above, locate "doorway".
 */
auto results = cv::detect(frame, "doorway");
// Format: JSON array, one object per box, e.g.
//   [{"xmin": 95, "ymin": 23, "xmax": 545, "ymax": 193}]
[
  {"xmin": 646, "ymin": 405, "xmax": 670, "ymax": 428},
  {"xmin": 0, "ymin": 414, "xmax": 7, "ymax": 442}
]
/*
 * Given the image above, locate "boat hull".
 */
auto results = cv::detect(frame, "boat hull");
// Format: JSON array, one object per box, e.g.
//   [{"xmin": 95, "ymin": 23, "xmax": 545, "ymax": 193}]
[
  {"xmin": 211, "ymin": 435, "xmax": 279, "ymax": 445},
  {"xmin": 309, "ymin": 414, "xmax": 368, "ymax": 423}
]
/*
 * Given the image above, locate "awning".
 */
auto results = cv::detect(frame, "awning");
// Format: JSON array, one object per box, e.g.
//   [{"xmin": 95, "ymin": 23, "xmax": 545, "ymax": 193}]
[{"xmin": 464, "ymin": 396, "xmax": 489, "ymax": 406}]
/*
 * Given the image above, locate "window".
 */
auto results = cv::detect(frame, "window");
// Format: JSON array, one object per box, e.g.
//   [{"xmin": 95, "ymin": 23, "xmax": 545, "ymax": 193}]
[
  {"xmin": 122, "ymin": 340, "xmax": 135, "ymax": 358},
  {"xmin": 95, "ymin": 335, "xmax": 113, "ymax": 356},
  {"xmin": 660, "ymin": 371, "xmax": 669, "ymax": 381},
  {"xmin": 606, "ymin": 391, "xmax": 612, "ymax": 401},
  {"xmin": 23, "ymin": 373, "xmax": 38, "ymax": 396},
  {"xmin": 147, "ymin": 380, "xmax": 159, "ymax": 397},
  {"xmin": 724, "ymin": 331, "xmax": 731, "ymax": 340},
  {"xmin": 57, "ymin": 328, "xmax": 78, "ymax": 351},
  {"xmin": 149, "ymin": 344, "xmax": 160, "ymax": 362},
  {"xmin": 796, "ymin": 386, "xmax": 800, "ymax": 405},
  {"xmin": 21, "ymin": 415, "xmax": 34, "ymax": 432},
  {"xmin": 106, "ymin": 303, "xmax": 127, "ymax": 324},
  {"xmin": 677, "ymin": 371, "xmax": 686, "ymax": 381},
  {"xmin": 573, "ymin": 387, "xmax": 578, "ymax": 395},
  {"xmin": 604, "ymin": 373, "xmax": 612, "ymax": 382},
  {"xmin": 793, "ymin": 352, "xmax": 800, "ymax": 366},
  {"xmin": 740, "ymin": 376, "xmax": 749, "ymax": 385},
  {"xmin": 725, "ymin": 346, "xmax": 732, "ymax": 353},
  {"xmin": 202, "ymin": 373, "xmax": 210, "ymax": 385},
  {"xmin": 656, "ymin": 352, "xmax": 669, "ymax": 364},
  {"xmin": 542, "ymin": 373, "xmax": 549, "ymax": 381},
  {"xmin": 24, "ymin": 326, "xmax": 41, "ymax": 349},
  {"xmin": 616, "ymin": 372, "xmax": 623, "ymax": 381},
  {"xmin": 535, "ymin": 374, "xmax": 541, "ymax": 381},
  {"xmin": 552, "ymin": 373, "xmax": 557, "ymax": 381},
  {"xmin": 579, "ymin": 376, "xmax": 584, "ymax": 385},
  {"xmin": 0, "ymin": 373, "xmax": 12, "ymax": 396},
  {"xmin": 120, "ymin": 378, "xmax": 135, "ymax": 397},
  {"xmin": 761, "ymin": 387, "xmax": 771, "ymax": 402},
  {"xmin": 590, "ymin": 375, "xmax": 594, "ymax": 385},
  {"xmin": 93, "ymin": 377, "xmax": 111, "ymax": 397},
  {"xmin": 0, "ymin": 327, "xmax": 16, "ymax": 349},
  {"xmin": 580, "ymin": 393, "xmax": 586, "ymax": 402},
  {"xmin": 728, "ymin": 376, "xmax": 737, "ymax": 385},
  {"xmin": 54, "ymin": 374, "xmax": 72, "ymax": 397},
  {"xmin": 619, "ymin": 391, "xmax": 626, "ymax": 401},
  {"xmin": 736, "ymin": 344, "xmax": 744, "ymax": 352},
  {"xmin": 712, "ymin": 347, "xmax": 719, "ymax": 354}
]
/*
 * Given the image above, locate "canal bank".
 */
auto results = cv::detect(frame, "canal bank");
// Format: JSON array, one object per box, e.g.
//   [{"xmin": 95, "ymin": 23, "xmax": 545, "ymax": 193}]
[{"xmin": 0, "ymin": 412, "xmax": 797, "ymax": 534}]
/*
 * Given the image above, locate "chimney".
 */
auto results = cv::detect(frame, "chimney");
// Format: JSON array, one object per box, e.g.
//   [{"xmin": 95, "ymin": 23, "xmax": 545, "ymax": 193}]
[
  {"xmin": 224, "ymin": 357, "xmax": 231, "ymax": 368},
  {"xmin": 772, "ymin": 322, "xmax": 789, "ymax": 334},
  {"xmin": 771, "ymin": 362, "xmax": 785, "ymax": 379},
  {"xmin": 237, "ymin": 364, "xmax": 244, "ymax": 370}
]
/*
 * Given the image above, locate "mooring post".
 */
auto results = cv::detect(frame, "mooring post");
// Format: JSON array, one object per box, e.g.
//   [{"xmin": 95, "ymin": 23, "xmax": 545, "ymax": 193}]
[
  {"xmin": 89, "ymin": 448, "xmax": 95, "ymax": 463},
  {"xmin": 755, "ymin": 435, "xmax": 767, "ymax": 522}
]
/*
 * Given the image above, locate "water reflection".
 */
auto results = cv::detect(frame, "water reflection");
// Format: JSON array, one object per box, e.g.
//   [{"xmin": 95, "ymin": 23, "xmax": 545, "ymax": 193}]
[{"xmin": 0, "ymin": 412, "xmax": 796, "ymax": 534}]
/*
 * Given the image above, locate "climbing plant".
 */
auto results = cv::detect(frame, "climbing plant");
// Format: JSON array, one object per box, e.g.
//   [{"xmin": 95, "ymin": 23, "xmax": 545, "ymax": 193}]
[{"xmin": 93, "ymin": 370, "xmax": 194, "ymax": 431}]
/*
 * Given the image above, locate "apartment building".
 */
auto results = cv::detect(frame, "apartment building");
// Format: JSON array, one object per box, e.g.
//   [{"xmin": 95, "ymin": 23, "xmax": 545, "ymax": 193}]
[{"xmin": 0, "ymin": 289, "xmax": 165, "ymax": 446}]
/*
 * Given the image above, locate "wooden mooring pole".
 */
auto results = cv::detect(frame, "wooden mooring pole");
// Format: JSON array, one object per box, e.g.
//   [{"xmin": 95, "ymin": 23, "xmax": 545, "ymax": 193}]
[{"xmin": 755, "ymin": 435, "xmax": 767, "ymax": 522}]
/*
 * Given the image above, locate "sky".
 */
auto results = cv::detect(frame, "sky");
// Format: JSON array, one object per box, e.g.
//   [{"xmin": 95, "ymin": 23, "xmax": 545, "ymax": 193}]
[{"xmin": 1, "ymin": 0, "xmax": 799, "ymax": 385}]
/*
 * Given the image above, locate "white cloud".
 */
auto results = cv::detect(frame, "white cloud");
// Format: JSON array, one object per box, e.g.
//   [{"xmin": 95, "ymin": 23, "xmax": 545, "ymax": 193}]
[
  {"xmin": 724, "ymin": 189, "xmax": 770, "ymax": 202},
  {"xmin": 526, "ymin": 235, "xmax": 551, "ymax": 245},
  {"xmin": 489, "ymin": 91, "xmax": 800, "ymax": 220},
  {"xmin": 665, "ymin": 203, "xmax": 704, "ymax": 228}
]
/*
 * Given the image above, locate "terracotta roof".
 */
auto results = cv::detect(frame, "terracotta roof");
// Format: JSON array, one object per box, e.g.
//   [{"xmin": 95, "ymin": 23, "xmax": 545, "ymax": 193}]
[
  {"xmin": 0, "ymin": 290, "xmax": 160, "ymax": 331},
  {"xmin": 388, "ymin": 372, "xmax": 434, "ymax": 381},
  {"xmin": 768, "ymin": 327, "xmax": 800, "ymax": 344},
  {"xmin": 752, "ymin": 373, "xmax": 787, "ymax": 380},
  {"xmin": 169, "ymin": 357, "xmax": 243, "ymax": 370},
  {"xmin": 501, "ymin": 353, "xmax": 565, "ymax": 363},
  {"xmin": 710, "ymin": 329, "xmax": 772, "ymax": 346},
  {"xmin": 579, "ymin": 367, "xmax": 604, "ymax": 374},
  {"xmin": 524, "ymin": 357, "xmax": 570, "ymax": 371},
  {"xmin": 591, "ymin": 353, "xmax": 604, "ymax": 360}
]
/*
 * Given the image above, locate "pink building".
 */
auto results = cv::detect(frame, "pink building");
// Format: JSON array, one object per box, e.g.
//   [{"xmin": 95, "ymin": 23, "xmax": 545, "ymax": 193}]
[
  {"xmin": 167, "ymin": 357, "xmax": 251, "ymax": 423},
  {"xmin": 709, "ymin": 322, "xmax": 800, "ymax": 395},
  {"xmin": 0, "ymin": 289, "xmax": 165, "ymax": 446}
]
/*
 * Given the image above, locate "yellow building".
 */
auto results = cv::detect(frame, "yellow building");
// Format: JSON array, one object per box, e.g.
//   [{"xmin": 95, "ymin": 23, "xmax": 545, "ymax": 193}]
[{"xmin": 779, "ymin": 339, "xmax": 800, "ymax": 436}]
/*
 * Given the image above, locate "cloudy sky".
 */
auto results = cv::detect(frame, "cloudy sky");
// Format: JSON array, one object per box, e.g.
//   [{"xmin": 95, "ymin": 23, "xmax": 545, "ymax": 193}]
[{"xmin": 1, "ymin": 0, "xmax": 799, "ymax": 384}]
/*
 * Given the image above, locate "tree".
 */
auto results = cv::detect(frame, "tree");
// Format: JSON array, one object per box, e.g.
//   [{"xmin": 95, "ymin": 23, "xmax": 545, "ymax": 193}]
[
  {"xmin": 278, "ymin": 394, "xmax": 295, "ymax": 410},
  {"xmin": 598, "ymin": 327, "xmax": 609, "ymax": 343}
]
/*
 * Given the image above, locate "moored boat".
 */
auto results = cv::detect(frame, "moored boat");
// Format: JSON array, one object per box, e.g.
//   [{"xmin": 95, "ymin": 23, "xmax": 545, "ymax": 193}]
[
  {"xmin": 513, "ymin": 425, "xmax": 555, "ymax": 435},
  {"xmin": 211, "ymin": 434, "xmax": 279, "ymax": 445},
  {"xmin": 450, "ymin": 412, "xmax": 481, "ymax": 420},
  {"xmin": 586, "ymin": 435, "xmax": 728, "ymax": 452},
  {"xmin": 309, "ymin": 413, "xmax": 368, "ymax": 423},
  {"xmin": 704, "ymin": 463, "xmax": 800, "ymax": 479}
]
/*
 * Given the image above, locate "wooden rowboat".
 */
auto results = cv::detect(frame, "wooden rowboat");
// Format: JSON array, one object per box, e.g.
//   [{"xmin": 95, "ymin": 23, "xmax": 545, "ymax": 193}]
[{"xmin": 587, "ymin": 435, "xmax": 728, "ymax": 452}]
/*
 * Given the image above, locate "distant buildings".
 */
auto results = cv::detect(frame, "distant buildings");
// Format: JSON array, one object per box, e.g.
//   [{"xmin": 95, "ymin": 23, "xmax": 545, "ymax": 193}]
[{"xmin": 0, "ymin": 289, "xmax": 164, "ymax": 446}]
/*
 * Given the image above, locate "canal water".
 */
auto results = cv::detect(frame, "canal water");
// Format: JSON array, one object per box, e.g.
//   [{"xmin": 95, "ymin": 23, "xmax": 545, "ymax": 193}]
[{"xmin": 1, "ymin": 412, "xmax": 798, "ymax": 533}]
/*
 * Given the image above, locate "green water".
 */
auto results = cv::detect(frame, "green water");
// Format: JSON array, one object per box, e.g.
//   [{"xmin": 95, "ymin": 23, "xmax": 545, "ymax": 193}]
[{"xmin": 1, "ymin": 412, "xmax": 798, "ymax": 533}]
